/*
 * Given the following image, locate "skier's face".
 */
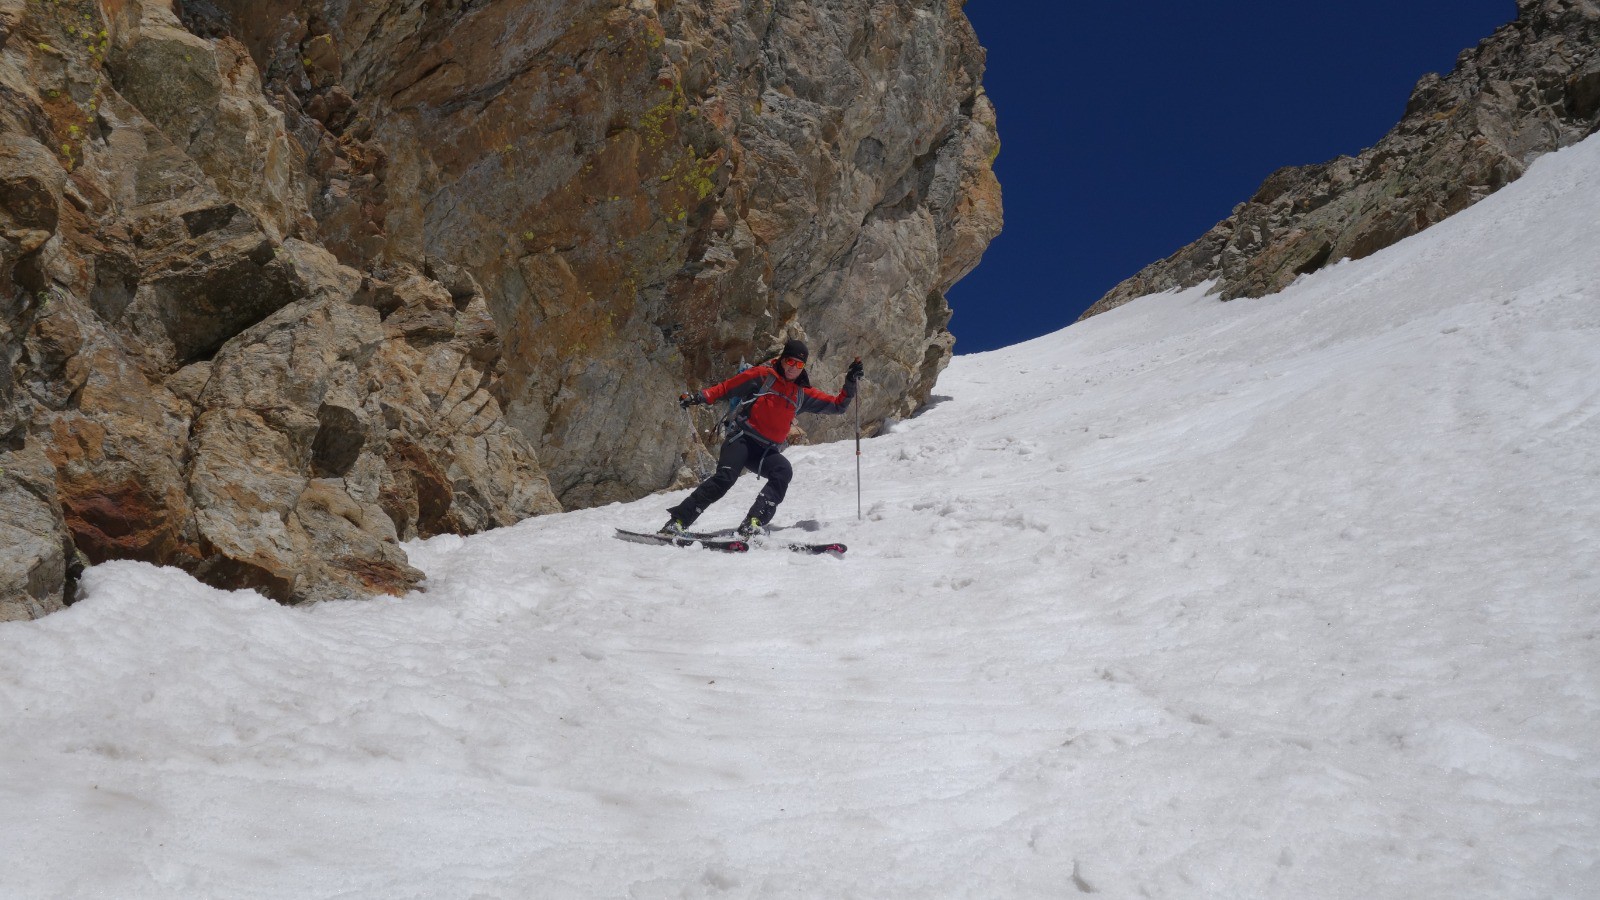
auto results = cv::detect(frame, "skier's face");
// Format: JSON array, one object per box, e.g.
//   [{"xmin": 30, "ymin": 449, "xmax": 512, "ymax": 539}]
[{"xmin": 780, "ymin": 357, "xmax": 805, "ymax": 379}]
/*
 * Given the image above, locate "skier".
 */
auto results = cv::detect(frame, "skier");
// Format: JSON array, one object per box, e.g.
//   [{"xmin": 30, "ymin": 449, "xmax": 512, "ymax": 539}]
[{"xmin": 664, "ymin": 338, "xmax": 863, "ymax": 537}]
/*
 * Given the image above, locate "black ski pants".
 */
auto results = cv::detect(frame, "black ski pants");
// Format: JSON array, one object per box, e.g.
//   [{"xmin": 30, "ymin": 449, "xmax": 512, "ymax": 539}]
[{"xmin": 667, "ymin": 433, "xmax": 792, "ymax": 527}]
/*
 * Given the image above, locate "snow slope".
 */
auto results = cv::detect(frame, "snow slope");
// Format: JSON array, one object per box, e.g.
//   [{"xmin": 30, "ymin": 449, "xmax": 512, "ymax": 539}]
[{"xmin": 3, "ymin": 136, "xmax": 1599, "ymax": 898}]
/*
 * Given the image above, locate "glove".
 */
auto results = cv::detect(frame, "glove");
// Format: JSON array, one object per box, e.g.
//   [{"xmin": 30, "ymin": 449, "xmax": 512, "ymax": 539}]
[
  {"xmin": 845, "ymin": 358, "xmax": 864, "ymax": 383},
  {"xmin": 678, "ymin": 391, "xmax": 706, "ymax": 409}
]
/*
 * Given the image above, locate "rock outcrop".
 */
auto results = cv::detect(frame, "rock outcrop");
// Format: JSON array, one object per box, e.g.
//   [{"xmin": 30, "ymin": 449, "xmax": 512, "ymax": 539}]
[
  {"xmin": 1082, "ymin": 0, "xmax": 1600, "ymax": 319},
  {"xmin": 2, "ymin": 0, "xmax": 561, "ymax": 614},
  {"xmin": 181, "ymin": 0, "xmax": 1000, "ymax": 506},
  {"xmin": 2, "ymin": 0, "xmax": 999, "ymax": 616}
]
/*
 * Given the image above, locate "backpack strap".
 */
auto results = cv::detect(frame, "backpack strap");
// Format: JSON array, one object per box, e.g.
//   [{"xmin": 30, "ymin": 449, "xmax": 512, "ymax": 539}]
[{"xmin": 720, "ymin": 372, "xmax": 775, "ymax": 440}]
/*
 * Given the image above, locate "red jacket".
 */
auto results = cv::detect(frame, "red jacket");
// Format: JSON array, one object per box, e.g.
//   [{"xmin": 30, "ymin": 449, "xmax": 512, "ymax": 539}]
[{"xmin": 702, "ymin": 364, "xmax": 855, "ymax": 446}]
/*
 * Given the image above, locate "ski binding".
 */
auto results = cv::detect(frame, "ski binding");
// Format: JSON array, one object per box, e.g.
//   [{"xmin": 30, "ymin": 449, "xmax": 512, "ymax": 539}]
[
  {"xmin": 679, "ymin": 529, "xmax": 846, "ymax": 557},
  {"xmin": 614, "ymin": 528, "xmax": 749, "ymax": 553}
]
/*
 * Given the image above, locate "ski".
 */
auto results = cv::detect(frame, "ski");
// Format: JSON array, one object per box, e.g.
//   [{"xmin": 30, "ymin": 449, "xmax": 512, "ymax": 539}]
[
  {"xmin": 779, "ymin": 540, "xmax": 848, "ymax": 557},
  {"xmin": 678, "ymin": 530, "xmax": 846, "ymax": 557},
  {"xmin": 614, "ymin": 528, "xmax": 749, "ymax": 553}
]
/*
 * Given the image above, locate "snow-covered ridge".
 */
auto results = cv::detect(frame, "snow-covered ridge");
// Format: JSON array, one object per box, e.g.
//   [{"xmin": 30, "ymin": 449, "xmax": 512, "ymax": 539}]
[{"xmin": 3, "ymin": 136, "xmax": 1597, "ymax": 897}]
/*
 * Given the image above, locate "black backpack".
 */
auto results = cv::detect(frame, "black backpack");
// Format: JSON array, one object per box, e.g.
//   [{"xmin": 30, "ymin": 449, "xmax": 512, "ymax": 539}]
[{"xmin": 719, "ymin": 361, "xmax": 768, "ymax": 440}]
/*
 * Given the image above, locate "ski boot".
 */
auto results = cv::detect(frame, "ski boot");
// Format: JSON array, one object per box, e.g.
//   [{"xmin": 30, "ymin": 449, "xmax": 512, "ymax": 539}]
[{"xmin": 736, "ymin": 516, "xmax": 764, "ymax": 538}]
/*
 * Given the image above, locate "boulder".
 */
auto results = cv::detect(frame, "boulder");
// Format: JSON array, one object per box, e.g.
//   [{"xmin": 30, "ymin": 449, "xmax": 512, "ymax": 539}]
[
  {"xmin": 185, "ymin": 262, "xmax": 562, "ymax": 602},
  {"xmin": 185, "ymin": 297, "xmax": 393, "ymax": 601}
]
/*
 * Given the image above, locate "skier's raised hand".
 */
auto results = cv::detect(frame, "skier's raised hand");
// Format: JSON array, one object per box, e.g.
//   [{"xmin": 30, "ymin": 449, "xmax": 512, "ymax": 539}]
[
  {"xmin": 845, "ymin": 357, "xmax": 864, "ymax": 383},
  {"xmin": 679, "ymin": 391, "xmax": 706, "ymax": 409}
]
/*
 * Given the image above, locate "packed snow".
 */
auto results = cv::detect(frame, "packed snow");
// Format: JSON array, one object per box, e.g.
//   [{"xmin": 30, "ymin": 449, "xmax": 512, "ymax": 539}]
[{"xmin": 5, "ymin": 135, "xmax": 1600, "ymax": 898}]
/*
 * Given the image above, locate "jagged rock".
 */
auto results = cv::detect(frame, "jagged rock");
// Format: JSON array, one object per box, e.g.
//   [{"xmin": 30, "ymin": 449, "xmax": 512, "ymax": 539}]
[
  {"xmin": 185, "ymin": 0, "xmax": 1001, "ymax": 506},
  {"xmin": 41, "ymin": 328, "xmax": 195, "ymax": 571},
  {"xmin": 120, "ymin": 225, "xmax": 299, "ymax": 369},
  {"xmin": 0, "ymin": 447, "xmax": 71, "ymax": 621},
  {"xmin": 104, "ymin": 0, "xmax": 312, "ymax": 241},
  {"xmin": 362, "ymin": 271, "xmax": 562, "ymax": 540},
  {"xmin": 0, "ymin": 2, "xmax": 561, "ymax": 612},
  {"xmin": 0, "ymin": 133, "xmax": 64, "ymax": 266},
  {"xmin": 1083, "ymin": 0, "xmax": 1600, "ymax": 318},
  {"xmin": 187, "ymin": 296, "xmax": 411, "ymax": 602},
  {"xmin": 376, "ymin": 273, "xmax": 458, "ymax": 347},
  {"xmin": 185, "ymin": 263, "xmax": 561, "ymax": 602},
  {"xmin": 2, "ymin": 0, "xmax": 993, "ymax": 613},
  {"xmin": 0, "ymin": 0, "xmax": 24, "ymax": 48}
]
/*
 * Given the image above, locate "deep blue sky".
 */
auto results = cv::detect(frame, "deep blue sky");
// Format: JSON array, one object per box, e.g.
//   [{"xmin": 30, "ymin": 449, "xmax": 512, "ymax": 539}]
[{"xmin": 947, "ymin": 1, "xmax": 1518, "ymax": 354}]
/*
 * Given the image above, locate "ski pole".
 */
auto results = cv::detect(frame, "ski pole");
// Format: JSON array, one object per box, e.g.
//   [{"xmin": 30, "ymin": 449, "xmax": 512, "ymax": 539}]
[{"xmin": 854, "ymin": 367, "xmax": 862, "ymax": 521}]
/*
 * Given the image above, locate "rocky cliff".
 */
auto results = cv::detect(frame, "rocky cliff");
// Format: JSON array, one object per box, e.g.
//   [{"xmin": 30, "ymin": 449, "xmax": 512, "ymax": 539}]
[
  {"xmin": 1082, "ymin": 0, "xmax": 1600, "ymax": 319},
  {"xmin": 1, "ymin": 0, "xmax": 1000, "ymax": 618}
]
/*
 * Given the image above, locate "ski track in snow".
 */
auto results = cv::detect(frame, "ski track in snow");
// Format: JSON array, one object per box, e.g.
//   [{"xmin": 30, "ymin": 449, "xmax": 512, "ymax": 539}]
[{"xmin": 4, "ymin": 139, "xmax": 1600, "ymax": 898}]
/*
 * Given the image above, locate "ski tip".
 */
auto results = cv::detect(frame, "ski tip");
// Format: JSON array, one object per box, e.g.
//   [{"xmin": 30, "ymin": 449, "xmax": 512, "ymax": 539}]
[{"xmin": 787, "ymin": 541, "xmax": 846, "ymax": 556}]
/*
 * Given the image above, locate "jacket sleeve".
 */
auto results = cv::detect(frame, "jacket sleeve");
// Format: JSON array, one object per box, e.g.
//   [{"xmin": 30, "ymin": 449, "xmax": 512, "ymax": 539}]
[
  {"xmin": 797, "ymin": 378, "xmax": 855, "ymax": 415},
  {"xmin": 701, "ymin": 366, "xmax": 772, "ymax": 405}
]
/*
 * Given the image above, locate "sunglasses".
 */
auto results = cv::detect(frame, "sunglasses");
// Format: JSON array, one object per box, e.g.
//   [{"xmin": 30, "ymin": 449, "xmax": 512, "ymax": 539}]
[{"xmin": 781, "ymin": 357, "xmax": 805, "ymax": 370}]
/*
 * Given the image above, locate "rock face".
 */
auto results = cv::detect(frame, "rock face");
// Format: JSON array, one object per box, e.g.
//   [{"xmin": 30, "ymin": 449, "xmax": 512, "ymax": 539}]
[
  {"xmin": 2, "ymin": 0, "xmax": 999, "ymax": 615},
  {"xmin": 182, "ymin": 0, "xmax": 1001, "ymax": 506},
  {"xmin": 1082, "ymin": 0, "xmax": 1600, "ymax": 319},
  {"xmin": 1, "ymin": 0, "xmax": 561, "ymax": 614}
]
